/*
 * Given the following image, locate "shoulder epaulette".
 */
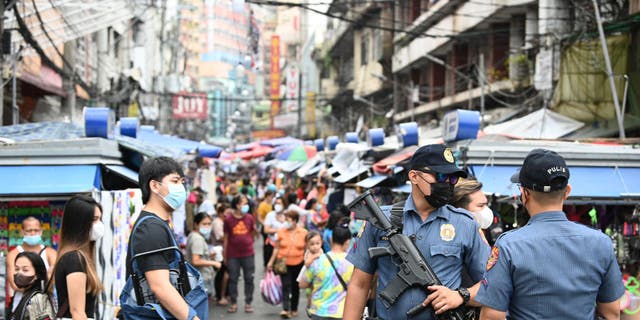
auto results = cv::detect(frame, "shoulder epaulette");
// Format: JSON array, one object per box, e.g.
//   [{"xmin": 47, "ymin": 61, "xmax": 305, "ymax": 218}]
[{"xmin": 445, "ymin": 205, "xmax": 474, "ymax": 220}]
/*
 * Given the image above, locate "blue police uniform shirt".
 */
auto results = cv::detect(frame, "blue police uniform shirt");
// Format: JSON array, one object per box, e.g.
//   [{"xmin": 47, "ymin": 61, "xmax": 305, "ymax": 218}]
[
  {"xmin": 476, "ymin": 211, "xmax": 625, "ymax": 319},
  {"xmin": 347, "ymin": 194, "xmax": 490, "ymax": 320}
]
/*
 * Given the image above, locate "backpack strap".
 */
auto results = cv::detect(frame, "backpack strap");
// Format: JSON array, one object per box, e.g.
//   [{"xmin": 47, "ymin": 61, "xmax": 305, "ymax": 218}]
[
  {"xmin": 389, "ymin": 201, "xmax": 405, "ymax": 232},
  {"xmin": 128, "ymin": 215, "xmax": 191, "ymax": 304}
]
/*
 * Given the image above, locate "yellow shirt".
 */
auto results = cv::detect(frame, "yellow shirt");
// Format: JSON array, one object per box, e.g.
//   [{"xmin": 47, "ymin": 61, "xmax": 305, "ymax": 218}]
[{"xmin": 257, "ymin": 201, "xmax": 273, "ymax": 221}]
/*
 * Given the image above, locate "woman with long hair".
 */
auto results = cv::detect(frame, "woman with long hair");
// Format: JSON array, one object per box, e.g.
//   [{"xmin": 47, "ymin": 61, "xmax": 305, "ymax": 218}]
[
  {"xmin": 7, "ymin": 251, "xmax": 49, "ymax": 320},
  {"xmin": 52, "ymin": 195, "xmax": 104, "ymax": 319}
]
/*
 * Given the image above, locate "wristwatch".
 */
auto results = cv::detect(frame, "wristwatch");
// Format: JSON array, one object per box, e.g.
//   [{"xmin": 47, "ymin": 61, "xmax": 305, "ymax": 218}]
[{"xmin": 456, "ymin": 287, "xmax": 471, "ymax": 305}]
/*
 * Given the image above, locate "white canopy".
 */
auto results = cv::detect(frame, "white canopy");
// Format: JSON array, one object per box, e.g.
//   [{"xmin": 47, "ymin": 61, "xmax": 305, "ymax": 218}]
[{"xmin": 483, "ymin": 108, "xmax": 584, "ymax": 139}]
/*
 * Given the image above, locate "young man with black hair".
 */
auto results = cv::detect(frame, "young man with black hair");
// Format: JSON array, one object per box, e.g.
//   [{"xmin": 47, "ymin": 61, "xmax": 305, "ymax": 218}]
[{"xmin": 127, "ymin": 156, "xmax": 200, "ymax": 320}]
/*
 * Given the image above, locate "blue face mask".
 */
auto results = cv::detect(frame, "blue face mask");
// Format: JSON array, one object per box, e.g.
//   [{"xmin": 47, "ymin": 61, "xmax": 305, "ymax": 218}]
[
  {"xmin": 199, "ymin": 227, "xmax": 212, "ymax": 239},
  {"xmin": 22, "ymin": 235, "xmax": 42, "ymax": 246},
  {"xmin": 315, "ymin": 204, "xmax": 322, "ymax": 211},
  {"xmin": 159, "ymin": 182, "xmax": 187, "ymax": 210},
  {"xmin": 241, "ymin": 204, "xmax": 250, "ymax": 214}
]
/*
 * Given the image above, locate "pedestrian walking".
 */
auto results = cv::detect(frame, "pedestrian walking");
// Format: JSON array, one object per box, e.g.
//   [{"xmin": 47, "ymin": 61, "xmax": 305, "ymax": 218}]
[
  {"xmin": 476, "ymin": 149, "xmax": 625, "ymax": 319},
  {"xmin": 267, "ymin": 210, "xmax": 308, "ymax": 318},
  {"xmin": 186, "ymin": 212, "xmax": 221, "ymax": 298},
  {"xmin": 6, "ymin": 252, "xmax": 50, "ymax": 320},
  {"xmin": 263, "ymin": 197, "xmax": 288, "ymax": 267},
  {"xmin": 223, "ymin": 194, "xmax": 256, "ymax": 314},
  {"xmin": 53, "ymin": 195, "xmax": 104, "ymax": 319},
  {"xmin": 344, "ymin": 144, "xmax": 490, "ymax": 320},
  {"xmin": 299, "ymin": 221, "xmax": 353, "ymax": 320},
  {"xmin": 212, "ymin": 203, "xmax": 229, "ymax": 306}
]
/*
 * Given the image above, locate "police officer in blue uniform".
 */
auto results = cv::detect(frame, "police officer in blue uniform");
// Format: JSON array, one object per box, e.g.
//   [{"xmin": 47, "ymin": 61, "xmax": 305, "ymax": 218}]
[
  {"xmin": 344, "ymin": 144, "xmax": 491, "ymax": 320},
  {"xmin": 476, "ymin": 149, "xmax": 625, "ymax": 319}
]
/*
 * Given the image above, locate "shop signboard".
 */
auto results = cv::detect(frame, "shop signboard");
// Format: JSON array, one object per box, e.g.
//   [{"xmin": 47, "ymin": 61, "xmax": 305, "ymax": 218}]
[
  {"xmin": 270, "ymin": 35, "xmax": 281, "ymax": 122},
  {"xmin": 172, "ymin": 92, "xmax": 208, "ymax": 119}
]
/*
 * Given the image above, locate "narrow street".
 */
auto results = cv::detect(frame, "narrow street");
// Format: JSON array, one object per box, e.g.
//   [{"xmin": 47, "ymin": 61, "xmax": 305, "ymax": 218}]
[{"xmin": 209, "ymin": 240, "xmax": 292, "ymax": 320}]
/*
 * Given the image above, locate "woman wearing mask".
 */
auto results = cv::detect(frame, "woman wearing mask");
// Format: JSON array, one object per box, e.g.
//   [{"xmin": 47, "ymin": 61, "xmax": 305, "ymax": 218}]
[
  {"xmin": 452, "ymin": 178, "xmax": 493, "ymax": 320},
  {"xmin": 187, "ymin": 212, "xmax": 221, "ymax": 298},
  {"xmin": 53, "ymin": 195, "xmax": 103, "ymax": 320},
  {"xmin": 267, "ymin": 210, "xmax": 308, "ymax": 318},
  {"xmin": 262, "ymin": 197, "xmax": 288, "ymax": 267},
  {"xmin": 7, "ymin": 251, "xmax": 50, "ymax": 320},
  {"xmin": 223, "ymin": 194, "xmax": 256, "ymax": 314},
  {"xmin": 452, "ymin": 179, "xmax": 494, "ymax": 233},
  {"xmin": 304, "ymin": 199, "xmax": 328, "ymax": 232}
]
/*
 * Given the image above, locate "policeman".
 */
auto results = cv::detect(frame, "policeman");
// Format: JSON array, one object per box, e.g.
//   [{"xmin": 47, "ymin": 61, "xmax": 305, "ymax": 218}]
[
  {"xmin": 344, "ymin": 144, "xmax": 491, "ymax": 320},
  {"xmin": 476, "ymin": 149, "xmax": 625, "ymax": 319}
]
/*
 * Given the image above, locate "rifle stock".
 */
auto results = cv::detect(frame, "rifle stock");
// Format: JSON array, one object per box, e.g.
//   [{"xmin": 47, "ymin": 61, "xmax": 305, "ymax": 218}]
[{"xmin": 347, "ymin": 190, "xmax": 466, "ymax": 320}]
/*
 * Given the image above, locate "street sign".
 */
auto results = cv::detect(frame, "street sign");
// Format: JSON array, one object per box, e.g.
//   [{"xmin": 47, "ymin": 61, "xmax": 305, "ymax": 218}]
[{"xmin": 172, "ymin": 93, "xmax": 208, "ymax": 119}]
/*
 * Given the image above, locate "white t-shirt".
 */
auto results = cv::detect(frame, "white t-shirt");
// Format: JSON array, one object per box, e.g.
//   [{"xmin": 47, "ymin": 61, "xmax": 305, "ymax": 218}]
[{"xmin": 263, "ymin": 211, "xmax": 288, "ymax": 242}]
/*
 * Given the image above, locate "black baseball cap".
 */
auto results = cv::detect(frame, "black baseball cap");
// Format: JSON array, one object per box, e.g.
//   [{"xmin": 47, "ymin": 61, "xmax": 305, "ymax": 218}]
[
  {"xmin": 409, "ymin": 144, "xmax": 467, "ymax": 177},
  {"xmin": 511, "ymin": 149, "xmax": 570, "ymax": 192}
]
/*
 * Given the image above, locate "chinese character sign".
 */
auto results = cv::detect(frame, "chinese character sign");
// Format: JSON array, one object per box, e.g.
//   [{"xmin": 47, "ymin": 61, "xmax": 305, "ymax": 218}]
[{"xmin": 172, "ymin": 92, "xmax": 208, "ymax": 119}]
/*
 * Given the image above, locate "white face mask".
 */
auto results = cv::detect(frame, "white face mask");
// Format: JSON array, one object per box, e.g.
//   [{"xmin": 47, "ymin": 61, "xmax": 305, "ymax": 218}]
[
  {"xmin": 274, "ymin": 204, "xmax": 284, "ymax": 212},
  {"xmin": 474, "ymin": 206, "xmax": 494, "ymax": 229},
  {"xmin": 91, "ymin": 221, "xmax": 105, "ymax": 241}
]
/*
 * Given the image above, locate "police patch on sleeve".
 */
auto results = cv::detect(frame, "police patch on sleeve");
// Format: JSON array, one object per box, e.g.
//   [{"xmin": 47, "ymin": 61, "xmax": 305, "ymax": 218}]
[
  {"xmin": 486, "ymin": 246, "xmax": 499, "ymax": 271},
  {"xmin": 357, "ymin": 221, "xmax": 367, "ymax": 238}
]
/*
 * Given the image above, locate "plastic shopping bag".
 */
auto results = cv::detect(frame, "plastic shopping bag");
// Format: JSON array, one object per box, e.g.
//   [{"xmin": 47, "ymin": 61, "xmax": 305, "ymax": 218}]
[{"xmin": 260, "ymin": 271, "xmax": 282, "ymax": 305}]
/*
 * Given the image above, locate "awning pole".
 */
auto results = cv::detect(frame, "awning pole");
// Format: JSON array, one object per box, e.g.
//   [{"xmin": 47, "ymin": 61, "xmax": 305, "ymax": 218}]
[{"xmin": 592, "ymin": 0, "xmax": 625, "ymax": 139}]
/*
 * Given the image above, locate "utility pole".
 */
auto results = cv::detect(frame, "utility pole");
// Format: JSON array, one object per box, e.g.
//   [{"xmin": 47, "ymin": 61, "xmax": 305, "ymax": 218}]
[
  {"xmin": 479, "ymin": 53, "xmax": 485, "ymax": 129},
  {"xmin": 592, "ymin": 0, "xmax": 625, "ymax": 138},
  {"xmin": 297, "ymin": 68, "xmax": 303, "ymax": 138},
  {"xmin": 63, "ymin": 40, "xmax": 76, "ymax": 122},
  {"xmin": 11, "ymin": 42, "xmax": 16, "ymax": 124}
]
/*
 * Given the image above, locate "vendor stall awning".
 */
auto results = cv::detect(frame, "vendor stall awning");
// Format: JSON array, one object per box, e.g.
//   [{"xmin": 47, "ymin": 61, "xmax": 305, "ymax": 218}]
[
  {"xmin": 0, "ymin": 165, "xmax": 100, "ymax": 195},
  {"xmin": 356, "ymin": 175, "xmax": 390, "ymax": 189},
  {"xmin": 105, "ymin": 165, "xmax": 138, "ymax": 185},
  {"xmin": 471, "ymin": 165, "xmax": 640, "ymax": 199},
  {"xmin": 334, "ymin": 166, "xmax": 370, "ymax": 184}
]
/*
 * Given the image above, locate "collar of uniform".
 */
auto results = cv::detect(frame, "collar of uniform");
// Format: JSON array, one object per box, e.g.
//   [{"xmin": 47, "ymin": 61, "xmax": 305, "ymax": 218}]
[
  {"xmin": 404, "ymin": 193, "xmax": 451, "ymax": 223},
  {"xmin": 527, "ymin": 210, "xmax": 567, "ymax": 224}
]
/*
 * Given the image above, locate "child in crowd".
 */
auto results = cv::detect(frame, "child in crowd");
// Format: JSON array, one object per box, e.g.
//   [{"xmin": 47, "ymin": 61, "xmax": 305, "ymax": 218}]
[{"xmin": 296, "ymin": 231, "xmax": 323, "ymax": 312}]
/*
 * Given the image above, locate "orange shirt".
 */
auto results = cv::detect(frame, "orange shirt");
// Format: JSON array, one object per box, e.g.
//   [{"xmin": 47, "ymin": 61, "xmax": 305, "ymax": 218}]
[{"xmin": 276, "ymin": 227, "xmax": 308, "ymax": 266}]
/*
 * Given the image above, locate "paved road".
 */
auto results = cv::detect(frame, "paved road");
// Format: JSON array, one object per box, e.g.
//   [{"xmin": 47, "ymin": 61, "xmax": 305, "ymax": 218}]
[{"xmin": 209, "ymin": 240, "xmax": 301, "ymax": 319}]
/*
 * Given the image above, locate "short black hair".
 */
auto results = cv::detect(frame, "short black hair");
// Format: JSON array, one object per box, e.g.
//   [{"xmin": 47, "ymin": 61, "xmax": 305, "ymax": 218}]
[
  {"xmin": 139, "ymin": 157, "xmax": 184, "ymax": 204},
  {"xmin": 193, "ymin": 212, "xmax": 212, "ymax": 226},
  {"xmin": 332, "ymin": 217, "xmax": 351, "ymax": 245}
]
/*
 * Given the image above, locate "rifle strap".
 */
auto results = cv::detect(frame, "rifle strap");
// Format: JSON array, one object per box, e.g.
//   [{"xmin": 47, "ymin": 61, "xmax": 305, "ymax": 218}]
[{"xmin": 389, "ymin": 201, "xmax": 405, "ymax": 232}]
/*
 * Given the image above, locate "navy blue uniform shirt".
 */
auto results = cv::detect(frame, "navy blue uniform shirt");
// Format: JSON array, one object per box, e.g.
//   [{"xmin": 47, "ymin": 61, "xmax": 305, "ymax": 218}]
[
  {"xmin": 347, "ymin": 194, "xmax": 490, "ymax": 320},
  {"xmin": 476, "ymin": 211, "xmax": 625, "ymax": 319}
]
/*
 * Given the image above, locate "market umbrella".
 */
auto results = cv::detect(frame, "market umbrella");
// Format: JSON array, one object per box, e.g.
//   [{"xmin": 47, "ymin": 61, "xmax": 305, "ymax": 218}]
[{"xmin": 276, "ymin": 145, "xmax": 317, "ymax": 162}]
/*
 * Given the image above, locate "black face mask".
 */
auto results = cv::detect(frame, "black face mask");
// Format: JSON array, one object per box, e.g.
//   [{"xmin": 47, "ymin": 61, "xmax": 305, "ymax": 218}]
[
  {"xmin": 423, "ymin": 182, "xmax": 454, "ymax": 208},
  {"xmin": 14, "ymin": 273, "xmax": 36, "ymax": 289}
]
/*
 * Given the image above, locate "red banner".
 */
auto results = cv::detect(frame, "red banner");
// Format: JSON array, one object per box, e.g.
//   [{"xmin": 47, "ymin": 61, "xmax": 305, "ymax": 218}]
[
  {"xmin": 270, "ymin": 35, "xmax": 281, "ymax": 125},
  {"xmin": 172, "ymin": 92, "xmax": 208, "ymax": 119}
]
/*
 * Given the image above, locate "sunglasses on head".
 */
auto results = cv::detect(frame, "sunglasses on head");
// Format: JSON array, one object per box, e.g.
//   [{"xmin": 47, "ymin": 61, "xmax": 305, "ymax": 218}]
[{"xmin": 417, "ymin": 169, "xmax": 460, "ymax": 185}]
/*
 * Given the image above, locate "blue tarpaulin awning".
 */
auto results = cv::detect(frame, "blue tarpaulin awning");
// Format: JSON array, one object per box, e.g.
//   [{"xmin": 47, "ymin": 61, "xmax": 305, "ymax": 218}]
[
  {"xmin": 105, "ymin": 165, "xmax": 138, "ymax": 185},
  {"xmin": 0, "ymin": 165, "xmax": 100, "ymax": 195},
  {"xmin": 470, "ymin": 165, "xmax": 640, "ymax": 199}
]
